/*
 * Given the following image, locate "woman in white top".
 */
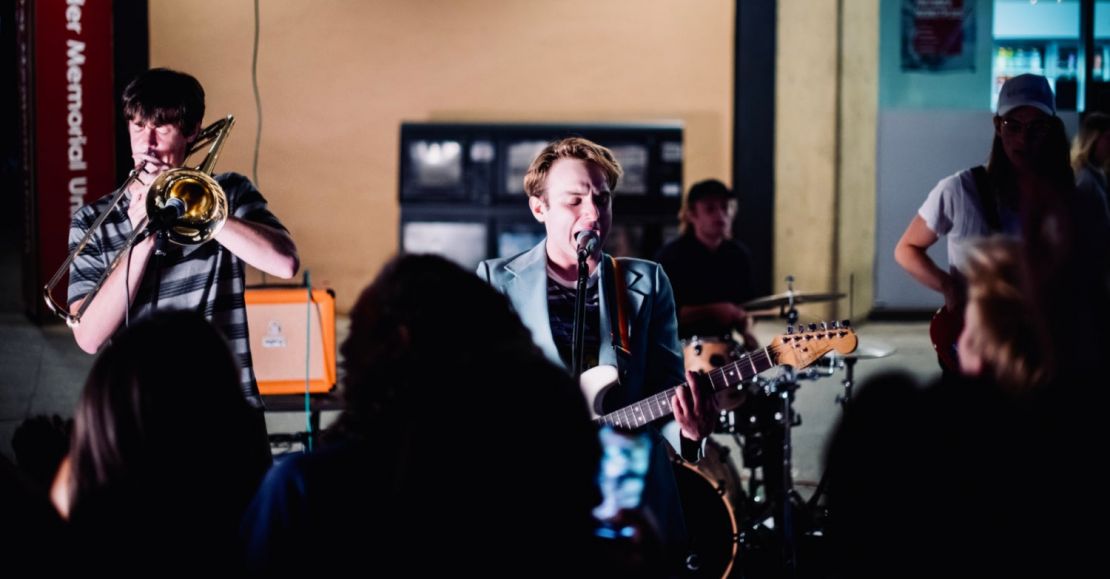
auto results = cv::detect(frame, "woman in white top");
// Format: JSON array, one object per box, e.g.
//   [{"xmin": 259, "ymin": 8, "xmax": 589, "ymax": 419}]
[{"xmin": 894, "ymin": 74, "xmax": 1074, "ymax": 311}]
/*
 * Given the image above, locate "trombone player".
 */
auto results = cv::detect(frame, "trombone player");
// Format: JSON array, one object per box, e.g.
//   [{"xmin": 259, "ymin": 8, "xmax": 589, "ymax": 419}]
[{"xmin": 66, "ymin": 68, "xmax": 298, "ymax": 409}]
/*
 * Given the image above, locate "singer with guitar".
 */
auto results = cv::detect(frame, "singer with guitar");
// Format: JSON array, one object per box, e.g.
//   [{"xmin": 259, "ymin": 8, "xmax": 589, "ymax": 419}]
[
  {"xmin": 476, "ymin": 137, "xmax": 716, "ymax": 565},
  {"xmin": 893, "ymin": 74, "xmax": 1073, "ymax": 372}
]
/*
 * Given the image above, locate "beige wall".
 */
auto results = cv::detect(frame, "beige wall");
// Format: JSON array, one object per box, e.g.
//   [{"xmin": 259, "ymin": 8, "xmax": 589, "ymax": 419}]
[
  {"xmin": 837, "ymin": 0, "xmax": 878, "ymax": 321},
  {"xmin": 150, "ymin": 0, "xmax": 735, "ymax": 312},
  {"xmin": 775, "ymin": 1, "xmax": 839, "ymax": 320},
  {"xmin": 775, "ymin": 0, "xmax": 878, "ymax": 321}
]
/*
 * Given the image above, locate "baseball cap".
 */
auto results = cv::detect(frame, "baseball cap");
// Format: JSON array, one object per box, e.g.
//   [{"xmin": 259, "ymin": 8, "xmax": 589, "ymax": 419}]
[
  {"xmin": 686, "ymin": 179, "xmax": 734, "ymax": 205},
  {"xmin": 997, "ymin": 74, "xmax": 1055, "ymax": 117}
]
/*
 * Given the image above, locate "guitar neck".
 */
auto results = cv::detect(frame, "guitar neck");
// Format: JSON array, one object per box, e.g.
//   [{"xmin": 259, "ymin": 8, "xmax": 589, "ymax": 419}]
[{"xmin": 594, "ymin": 346, "xmax": 777, "ymax": 431}]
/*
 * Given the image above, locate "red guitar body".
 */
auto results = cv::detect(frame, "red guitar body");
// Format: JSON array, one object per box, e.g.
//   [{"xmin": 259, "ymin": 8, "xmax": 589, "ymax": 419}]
[{"xmin": 930, "ymin": 306, "xmax": 964, "ymax": 373}]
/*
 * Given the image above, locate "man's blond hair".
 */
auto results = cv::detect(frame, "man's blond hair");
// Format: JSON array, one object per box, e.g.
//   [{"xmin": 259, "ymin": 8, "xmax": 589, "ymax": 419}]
[{"xmin": 523, "ymin": 137, "xmax": 622, "ymax": 202}]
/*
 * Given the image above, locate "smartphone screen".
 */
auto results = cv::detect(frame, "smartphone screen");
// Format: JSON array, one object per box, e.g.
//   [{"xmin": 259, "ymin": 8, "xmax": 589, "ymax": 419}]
[{"xmin": 593, "ymin": 426, "xmax": 652, "ymax": 527}]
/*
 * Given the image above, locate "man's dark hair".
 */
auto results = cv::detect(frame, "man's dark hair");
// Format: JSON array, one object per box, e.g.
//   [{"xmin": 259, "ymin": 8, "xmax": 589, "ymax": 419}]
[
  {"xmin": 122, "ymin": 68, "xmax": 206, "ymax": 136},
  {"xmin": 65, "ymin": 310, "xmax": 271, "ymax": 571}
]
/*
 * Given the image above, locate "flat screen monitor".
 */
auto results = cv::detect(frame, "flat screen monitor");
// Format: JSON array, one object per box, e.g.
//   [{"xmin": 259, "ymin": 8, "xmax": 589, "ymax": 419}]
[
  {"xmin": 504, "ymin": 140, "xmax": 549, "ymax": 196},
  {"xmin": 401, "ymin": 221, "xmax": 488, "ymax": 271},
  {"xmin": 402, "ymin": 139, "xmax": 466, "ymax": 198},
  {"xmin": 608, "ymin": 144, "xmax": 649, "ymax": 195}
]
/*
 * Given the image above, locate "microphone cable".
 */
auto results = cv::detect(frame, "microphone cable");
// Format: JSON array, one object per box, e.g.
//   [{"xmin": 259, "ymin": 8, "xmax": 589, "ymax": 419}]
[
  {"xmin": 251, "ymin": 0, "xmax": 263, "ymax": 188},
  {"xmin": 303, "ymin": 269, "xmax": 313, "ymax": 452}
]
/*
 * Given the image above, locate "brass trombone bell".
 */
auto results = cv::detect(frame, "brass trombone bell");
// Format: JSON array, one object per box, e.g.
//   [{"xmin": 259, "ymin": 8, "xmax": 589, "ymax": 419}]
[{"xmin": 146, "ymin": 169, "xmax": 228, "ymax": 244}]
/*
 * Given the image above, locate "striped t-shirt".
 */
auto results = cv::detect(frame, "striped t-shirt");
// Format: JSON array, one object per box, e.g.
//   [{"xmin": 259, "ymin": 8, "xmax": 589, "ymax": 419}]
[{"xmin": 67, "ymin": 172, "xmax": 288, "ymax": 408}]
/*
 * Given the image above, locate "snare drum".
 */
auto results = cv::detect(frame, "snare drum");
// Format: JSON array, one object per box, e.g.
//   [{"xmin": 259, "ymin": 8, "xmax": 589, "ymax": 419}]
[{"xmin": 682, "ymin": 336, "xmax": 747, "ymax": 412}]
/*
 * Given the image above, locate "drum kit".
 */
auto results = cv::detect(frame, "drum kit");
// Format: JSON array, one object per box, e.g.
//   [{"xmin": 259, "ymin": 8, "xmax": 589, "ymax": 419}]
[{"xmin": 672, "ymin": 279, "xmax": 894, "ymax": 578}]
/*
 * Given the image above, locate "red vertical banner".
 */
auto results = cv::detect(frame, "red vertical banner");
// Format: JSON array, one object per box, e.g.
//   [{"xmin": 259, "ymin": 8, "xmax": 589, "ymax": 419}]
[{"xmin": 19, "ymin": 0, "xmax": 116, "ymax": 321}]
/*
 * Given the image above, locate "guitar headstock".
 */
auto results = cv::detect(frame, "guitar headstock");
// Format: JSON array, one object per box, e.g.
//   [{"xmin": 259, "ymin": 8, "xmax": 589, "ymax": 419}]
[{"xmin": 770, "ymin": 320, "xmax": 858, "ymax": 369}]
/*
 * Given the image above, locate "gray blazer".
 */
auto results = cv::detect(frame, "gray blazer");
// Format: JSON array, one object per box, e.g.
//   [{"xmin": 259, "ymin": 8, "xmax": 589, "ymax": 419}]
[{"xmin": 476, "ymin": 239, "xmax": 689, "ymax": 550}]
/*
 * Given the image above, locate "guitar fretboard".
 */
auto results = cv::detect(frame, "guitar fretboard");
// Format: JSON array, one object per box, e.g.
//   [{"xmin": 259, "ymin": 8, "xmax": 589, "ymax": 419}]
[{"xmin": 594, "ymin": 346, "xmax": 777, "ymax": 430}]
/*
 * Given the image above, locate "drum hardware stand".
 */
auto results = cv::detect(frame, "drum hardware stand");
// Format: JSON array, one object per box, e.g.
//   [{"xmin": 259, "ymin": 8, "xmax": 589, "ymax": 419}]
[
  {"xmin": 762, "ymin": 276, "xmax": 855, "ymax": 577},
  {"xmin": 769, "ymin": 368, "xmax": 800, "ymax": 576},
  {"xmin": 834, "ymin": 355, "xmax": 858, "ymax": 408},
  {"xmin": 793, "ymin": 362, "xmax": 837, "ymax": 382},
  {"xmin": 768, "ymin": 276, "xmax": 802, "ymax": 576},
  {"xmin": 782, "ymin": 275, "xmax": 799, "ymax": 327},
  {"xmin": 728, "ymin": 276, "xmax": 860, "ymax": 577},
  {"xmin": 731, "ymin": 367, "xmax": 805, "ymax": 578},
  {"xmin": 724, "ymin": 276, "xmax": 811, "ymax": 577},
  {"xmin": 806, "ymin": 351, "xmax": 856, "ymax": 513}
]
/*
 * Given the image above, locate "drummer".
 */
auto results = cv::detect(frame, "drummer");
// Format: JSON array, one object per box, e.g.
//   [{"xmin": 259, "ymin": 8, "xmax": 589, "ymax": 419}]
[{"xmin": 656, "ymin": 179, "xmax": 760, "ymax": 349}]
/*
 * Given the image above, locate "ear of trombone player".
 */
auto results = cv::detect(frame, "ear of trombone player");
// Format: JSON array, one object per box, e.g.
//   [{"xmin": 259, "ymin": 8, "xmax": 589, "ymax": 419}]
[{"xmin": 47, "ymin": 68, "xmax": 299, "ymax": 409}]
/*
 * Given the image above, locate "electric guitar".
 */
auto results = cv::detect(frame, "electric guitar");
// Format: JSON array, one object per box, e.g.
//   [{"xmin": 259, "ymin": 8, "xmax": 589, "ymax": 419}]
[
  {"xmin": 930, "ymin": 306, "xmax": 964, "ymax": 373},
  {"xmin": 580, "ymin": 322, "xmax": 859, "ymax": 430}
]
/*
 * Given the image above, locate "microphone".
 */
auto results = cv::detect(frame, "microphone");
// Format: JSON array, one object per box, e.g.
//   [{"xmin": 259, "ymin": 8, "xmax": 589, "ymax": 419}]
[
  {"xmin": 148, "ymin": 197, "xmax": 186, "ymax": 230},
  {"xmin": 575, "ymin": 230, "xmax": 599, "ymax": 257}
]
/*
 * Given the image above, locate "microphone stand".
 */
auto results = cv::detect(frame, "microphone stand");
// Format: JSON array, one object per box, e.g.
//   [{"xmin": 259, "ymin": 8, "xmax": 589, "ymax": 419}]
[
  {"xmin": 148, "ymin": 229, "xmax": 170, "ymax": 312},
  {"xmin": 571, "ymin": 248, "xmax": 589, "ymax": 382},
  {"xmin": 146, "ymin": 199, "xmax": 184, "ymax": 312}
]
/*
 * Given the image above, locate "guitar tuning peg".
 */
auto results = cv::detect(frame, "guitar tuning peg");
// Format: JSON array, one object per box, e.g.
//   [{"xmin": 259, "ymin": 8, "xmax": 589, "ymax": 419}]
[
  {"xmin": 832, "ymin": 320, "xmax": 841, "ymax": 329},
  {"xmin": 786, "ymin": 325, "xmax": 794, "ymax": 334},
  {"xmin": 821, "ymin": 321, "xmax": 828, "ymax": 330},
  {"xmin": 808, "ymin": 323, "xmax": 817, "ymax": 332},
  {"xmin": 841, "ymin": 319, "xmax": 851, "ymax": 328}
]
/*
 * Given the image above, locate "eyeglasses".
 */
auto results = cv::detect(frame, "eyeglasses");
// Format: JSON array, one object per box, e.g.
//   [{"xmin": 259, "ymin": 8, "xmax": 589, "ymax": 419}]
[{"xmin": 1000, "ymin": 117, "xmax": 1052, "ymax": 138}]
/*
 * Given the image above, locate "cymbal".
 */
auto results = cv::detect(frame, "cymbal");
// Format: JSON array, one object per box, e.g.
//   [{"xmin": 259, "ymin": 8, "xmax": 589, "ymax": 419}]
[{"xmin": 742, "ymin": 291, "xmax": 846, "ymax": 311}]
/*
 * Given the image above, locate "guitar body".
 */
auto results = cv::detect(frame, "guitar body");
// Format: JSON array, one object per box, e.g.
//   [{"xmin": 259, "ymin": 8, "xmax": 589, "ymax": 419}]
[
  {"xmin": 579, "ymin": 365, "xmax": 620, "ymax": 419},
  {"xmin": 930, "ymin": 306, "xmax": 964, "ymax": 373}
]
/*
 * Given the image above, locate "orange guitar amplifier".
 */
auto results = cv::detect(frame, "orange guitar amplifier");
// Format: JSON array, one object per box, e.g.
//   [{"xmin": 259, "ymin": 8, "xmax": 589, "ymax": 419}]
[{"xmin": 245, "ymin": 287, "xmax": 337, "ymax": 396}]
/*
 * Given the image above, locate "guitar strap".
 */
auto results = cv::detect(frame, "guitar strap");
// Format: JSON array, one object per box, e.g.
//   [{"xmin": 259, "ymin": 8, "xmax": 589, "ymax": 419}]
[
  {"xmin": 606, "ymin": 256, "xmax": 632, "ymax": 382},
  {"xmin": 959, "ymin": 165, "xmax": 999, "ymax": 306},
  {"xmin": 971, "ymin": 165, "xmax": 1002, "ymax": 233}
]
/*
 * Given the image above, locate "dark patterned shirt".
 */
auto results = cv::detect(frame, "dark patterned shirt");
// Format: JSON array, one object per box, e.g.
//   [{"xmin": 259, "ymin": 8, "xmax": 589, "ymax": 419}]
[
  {"xmin": 67, "ymin": 172, "xmax": 287, "ymax": 407},
  {"xmin": 547, "ymin": 268, "xmax": 600, "ymax": 373}
]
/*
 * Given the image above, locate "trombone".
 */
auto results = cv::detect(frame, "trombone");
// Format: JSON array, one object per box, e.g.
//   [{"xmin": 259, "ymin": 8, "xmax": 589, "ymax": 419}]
[{"xmin": 43, "ymin": 115, "xmax": 236, "ymax": 327}]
